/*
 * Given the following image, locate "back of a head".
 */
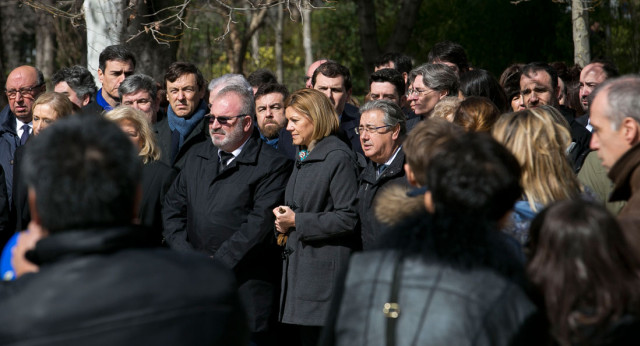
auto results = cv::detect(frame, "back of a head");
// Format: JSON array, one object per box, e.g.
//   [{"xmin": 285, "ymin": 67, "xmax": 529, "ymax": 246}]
[
  {"xmin": 426, "ymin": 132, "xmax": 522, "ymax": 222},
  {"xmin": 374, "ymin": 52, "xmax": 413, "ymax": 75},
  {"xmin": 427, "ymin": 41, "xmax": 470, "ymax": 74},
  {"xmin": 431, "ymin": 96, "xmax": 462, "ymax": 122},
  {"xmin": 492, "ymin": 107, "xmax": 580, "ymax": 209},
  {"xmin": 527, "ymin": 199, "xmax": 640, "ymax": 345},
  {"xmin": 459, "ymin": 69, "xmax": 509, "ymax": 112},
  {"xmin": 23, "ymin": 116, "xmax": 141, "ymax": 233},
  {"xmin": 453, "ymin": 96, "xmax": 500, "ymax": 132},
  {"xmin": 403, "ymin": 118, "xmax": 464, "ymax": 186}
]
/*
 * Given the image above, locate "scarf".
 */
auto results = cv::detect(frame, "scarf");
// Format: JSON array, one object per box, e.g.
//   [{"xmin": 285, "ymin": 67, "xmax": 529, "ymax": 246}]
[{"xmin": 167, "ymin": 100, "xmax": 208, "ymax": 148}]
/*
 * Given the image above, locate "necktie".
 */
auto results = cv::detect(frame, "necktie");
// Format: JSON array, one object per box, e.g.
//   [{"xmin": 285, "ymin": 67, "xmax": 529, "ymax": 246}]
[
  {"xmin": 376, "ymin": 164, "xmax": 388, "ymax": 179},
  {"xmin": 219, "ymin": 151, "xmax": 234, "ymax": 173},
  {"xmin": 20, "ymin": 124, "xmax": 30, "ymax": 146}
]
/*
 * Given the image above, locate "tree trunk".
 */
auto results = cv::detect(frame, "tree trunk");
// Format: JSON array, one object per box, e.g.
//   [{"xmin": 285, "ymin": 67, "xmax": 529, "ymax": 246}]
[
  {"xmin": 385, "ymin": 0, "xmax": 424, "ymax": 53},
  {"xmin": 35, "ymin": 0, "xmax": 56, "ymax": 86},
  {"xmin": 355, "ymin": 0, "xmax": 380, "ymax": 81},
  {"xmin": 572, "ymin": 0, "xmax": 591, "ymax": 67},
  {"xmin": 275, "ymin": 2, "xmax": 284, "ymax": 83},
  {"xmin": 302, "ymin": 1, "xmax": 313, "ymax": 70},
  {"xmin": 83, "ymin": 0, "xmax": 127, "ymax": 83}
]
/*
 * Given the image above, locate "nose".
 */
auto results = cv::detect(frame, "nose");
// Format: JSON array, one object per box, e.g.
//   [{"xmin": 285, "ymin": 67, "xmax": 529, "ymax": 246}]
[
  {"xmin": 265, "ymin": 107, "xmax": 273, "ymax": 118},
  {"xmin": 14, "ymin": 91, "xmax": 24, "ymax": 102},
  {"xmin": 286, "ymin": 120, "xmax": 293, "ymax": 132},
  {"xmin": 177, "ymin": 90, "xmax": 186, "ymax": 100}
]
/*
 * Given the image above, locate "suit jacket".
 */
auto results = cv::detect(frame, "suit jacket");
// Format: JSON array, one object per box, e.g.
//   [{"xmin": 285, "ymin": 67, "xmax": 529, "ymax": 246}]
[{"xmin": 163, "ymin": 130, "xmax": 292, "ymax": 332}]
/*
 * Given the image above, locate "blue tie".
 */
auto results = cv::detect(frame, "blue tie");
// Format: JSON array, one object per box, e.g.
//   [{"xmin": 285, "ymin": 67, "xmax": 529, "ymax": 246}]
[
  {"xmin": 376, "ymin": 164, "xmax": 388, "ymax": 179},
  {"xmin": 20, "ymin": 124, "xmax": 30, "ymax": 146}
]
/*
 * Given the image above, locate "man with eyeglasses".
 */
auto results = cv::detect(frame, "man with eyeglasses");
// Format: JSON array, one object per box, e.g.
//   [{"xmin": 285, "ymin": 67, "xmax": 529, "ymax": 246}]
[
  {"xmin": 406, "ymin": 63, "xmax": 458, "ymax": 130},
  {"xmin": 1, "ymin": 65, "xmax": 45, "ymax": 205},
  {"xmin": 119, "ymin": 74, "xmax": 162, "ymax": 124},
  {"xmin": 153, "ymin": 62, "xmax": 208, "ymax": 170},
  {"xmin": 163, "ymin": 84, "xmax": 291, "ymax": 345},
  {"xmin": 356, "ymin": 100, "xmax": 408, "ymax": 250}
]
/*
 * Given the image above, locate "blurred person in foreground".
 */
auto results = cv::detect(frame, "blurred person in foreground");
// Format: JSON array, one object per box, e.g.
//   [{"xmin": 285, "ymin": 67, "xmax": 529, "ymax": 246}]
[{"xmin": 0, "ymin": 115, "xmax": 248, "ymax": 345}]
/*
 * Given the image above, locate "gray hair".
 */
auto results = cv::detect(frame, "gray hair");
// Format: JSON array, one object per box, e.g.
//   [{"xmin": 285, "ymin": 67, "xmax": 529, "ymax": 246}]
[
  {"xmin": 118, "ymin": 74, "xmax": 157, "ymax": 100},
  {"xmin": 51, "ymin": 65, "xmax": 97, "ymax": 99},
  {"xmin": 360, "ymin": 99, "xmax": 407, "ymax": 137},
  {"xmin": 409, "ymin": 63, "xmax": 459, "ymax": 95},
  {"xmin": 592, "ymin": 75, "xmax": 640, "ymax": 130},
  {"xmin": 217, "ymin": 84, "xmax": 255, "ymax": 116},
  {"xmin": 208, "ymin": 74, "xmax": 251, "ymax": 95}
]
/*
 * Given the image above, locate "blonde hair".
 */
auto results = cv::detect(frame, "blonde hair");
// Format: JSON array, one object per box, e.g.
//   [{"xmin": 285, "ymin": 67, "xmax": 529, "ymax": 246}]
[
  {"xmin": 105, "ymin": 106, "xmax": 160, "ymax": 164},
  {"xmin": 284, "ymin": 88, "xmax": 339, "ymax": 151},
  {"xmin": 33, "ymin": 92, "xmax": 76, "ymax": 120},
  {"xmin": 492, "ymin": 106, "xmax": 581, "ymax": 211},
  {"xmin": 431, "ymin": 96, "xmax": 461, "ymax": 122}
]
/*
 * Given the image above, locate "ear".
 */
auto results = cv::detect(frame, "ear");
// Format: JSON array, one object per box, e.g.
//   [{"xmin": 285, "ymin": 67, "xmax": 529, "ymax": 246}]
[
  {"xmin": 622, "ymin": 117, "xmax": 640, "ymax": 146},
  {"xmin": 82, "ymin": 94, "xmax": 91, "ymax": 107},
  {"xmin": 27, "ymin": 188, "xmax": 48, "ymax": 236},
  {"xmin": 438, "ymin": 90, "xmax": 448, "ymax": 100},
  {"xmin": 423, "ymin": 191, "xmax": 435, "ymax": 214},
  {"xmin": 404, "ymin": 163, "xmax": 418, "ymax": 187},
  {"xmin": 347, "ymin": 88, "xmax": 353, "ymax": 99},
  {"xmin": 243, "ymin": 115, "xmax": 253, "ymax": 133},
  {"xmin": 401, "ymin": 72, "xmax": 408, "ymax": 85},
  {"xmin": 555, "ymin": 85, "xmax": 562, "ymax": 103},
  {"xmin": 391, "ymin": 124, "xmax": 401, "ymax": 141},
  {"xmin": 97, "ymin": 68, "xmax": 104, "ymax": 84}
]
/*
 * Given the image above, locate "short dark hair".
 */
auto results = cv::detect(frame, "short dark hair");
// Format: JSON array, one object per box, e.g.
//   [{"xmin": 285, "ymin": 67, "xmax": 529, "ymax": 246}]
[
  {"xmin": 312, "ymin": 61, "xmax": 352, "ymax": 91},
  {"xmin": 23, "ymin": 116, "xmax": 141, "ymax": 233},
  {"xmin": 118, "ymin": 74, "xmax": 158, "ymax": 100},
  {"xmin": 522, "ymin": 62, "xmax": 558, "ymax": 94},
  {"xmin": 52, "ymin": 65, "xmax": 97, "ymax": 99},
  {"xmin": 254, "ymin": 83, "xmax": 289, "ymax": 101},
  {"xmin": 164, "ymin": 62, "xmax": 205, "ymax": 91},
  {"xmin": 98, "ymin": 45, "xmax": 136, "ymax": 72},
  {"xmin": 247, "ymin": 69, "xmax": 277, "ymax": 88},
  {"xmin": 427, "ymin": 41, "xmax": 470, "ymax": 74},
  {"xmin": 369, "ymin": 68, "xmax": 406, "ymax": 98},
  {"xmin": 459, "ymin": 69, "xmax": 508, "ymax": 113},
  {"xmin": 374, "ymin": 52, "xmax": 413, "ymax": 75},
  {"xmin": 427, "ymin": 132, "xmax": 522, "ymax": 222},
  {"xmin": 589, "ymin": 58, "xmax": 620, "ymax": 79}
]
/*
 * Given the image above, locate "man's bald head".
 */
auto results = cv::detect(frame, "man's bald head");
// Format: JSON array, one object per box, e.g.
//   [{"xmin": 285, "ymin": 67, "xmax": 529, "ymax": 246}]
[{"xmin": 5, "ymin": 66, "xmax": 45, "ymax": 123}]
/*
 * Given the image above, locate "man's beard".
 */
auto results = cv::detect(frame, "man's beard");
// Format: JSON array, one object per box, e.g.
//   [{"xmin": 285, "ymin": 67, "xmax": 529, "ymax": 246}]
[{"xmin": 259, "ymin": 121, "xmax": 283, "ymax": 140}]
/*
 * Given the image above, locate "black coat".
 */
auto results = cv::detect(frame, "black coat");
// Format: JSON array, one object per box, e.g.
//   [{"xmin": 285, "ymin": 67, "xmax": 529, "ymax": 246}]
[
  {"xmin": 10, "ymin": 145, "xmax": 27, "ymax": 234},
  {"xmin": 278, "ymin": 103, "xmax": 362, "ymax": 159},
  {"xmin": 0, "ymin": 226, "xmax": 249, "ymax": 345},
  {"xmin": 140, "ymin": 160, "xmax": 177, "ymax": 244},
  {"xmin": 357, "ymin": 148, "xmax": 408, "ymax": 250},
  {"xmin": 163, "ymin": 130, "xmax": 292, "ymax": 332},
  {"xmin": 153, "ymin": 114, "xmax": 208, "ymax": 171}
]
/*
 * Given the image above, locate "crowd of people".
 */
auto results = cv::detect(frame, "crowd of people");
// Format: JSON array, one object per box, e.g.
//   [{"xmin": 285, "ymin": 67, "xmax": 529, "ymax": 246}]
[{"xmin": 0, "ymin": 41, "xmax": 638, "ymax": 345}]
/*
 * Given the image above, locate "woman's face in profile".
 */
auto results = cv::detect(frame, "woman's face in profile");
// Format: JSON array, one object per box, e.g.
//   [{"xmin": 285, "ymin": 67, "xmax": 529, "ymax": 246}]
[{"xmin": 286, "ymin": 107, "xmax": 314, "ymax": 147}]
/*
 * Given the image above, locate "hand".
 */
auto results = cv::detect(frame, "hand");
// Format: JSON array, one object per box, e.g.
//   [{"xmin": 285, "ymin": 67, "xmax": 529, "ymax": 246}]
[
  {"xmin": 12, "ymin": 222, "xmax": 44, "ymax": 278},
  {"xmin": 273, "ymin": 206, "xmax": 295, "ymax": 234}
]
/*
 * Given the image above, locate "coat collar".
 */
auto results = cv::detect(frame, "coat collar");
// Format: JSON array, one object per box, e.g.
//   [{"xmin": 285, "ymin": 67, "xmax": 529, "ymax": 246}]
[
  {"xmin": 360, "ymin": 148, "xmax": 405, "ymax": 185},
  {"xmin": 299, "ymin": 135, "xmax": 354, "ymax": 164},
  {"xmin": 25, "ymin": 226, "xmax": 156, "ymax": 265},
  {"xmin": 609, "ymin": 142, "xmax": 640, "ymax": 202}
]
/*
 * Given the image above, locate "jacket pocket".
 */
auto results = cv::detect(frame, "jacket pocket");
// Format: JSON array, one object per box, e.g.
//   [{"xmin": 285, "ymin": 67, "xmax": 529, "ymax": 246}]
[{"xmin": 295, "ymin": 257, "xmax": 335, "ymax": 302}]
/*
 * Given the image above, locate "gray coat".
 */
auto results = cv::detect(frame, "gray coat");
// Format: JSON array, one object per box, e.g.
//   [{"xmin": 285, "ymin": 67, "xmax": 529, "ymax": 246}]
[{"xmin": 279, "ymin": 135, "xmax": 360, "ymax": 326}]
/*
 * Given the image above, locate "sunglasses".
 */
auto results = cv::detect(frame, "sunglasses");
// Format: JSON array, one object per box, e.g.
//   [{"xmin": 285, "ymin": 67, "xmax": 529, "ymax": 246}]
[{"xmin": 204, "ymin": 114, "xmax": 248, "ymax": 125}]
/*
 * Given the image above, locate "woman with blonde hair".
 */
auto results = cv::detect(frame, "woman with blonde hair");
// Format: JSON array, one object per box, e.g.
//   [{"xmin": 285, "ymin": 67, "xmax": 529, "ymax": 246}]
[
  {"xmin": 105, "ymin": 106, "xmax": 176, "ymax": 243},
  {"xmin": 273, "ymin": 88, "xmax": 359, "ymax": 346},
  {"xmin": 492, "ymin": 105, "xmax": 582, "ymax": 244}
]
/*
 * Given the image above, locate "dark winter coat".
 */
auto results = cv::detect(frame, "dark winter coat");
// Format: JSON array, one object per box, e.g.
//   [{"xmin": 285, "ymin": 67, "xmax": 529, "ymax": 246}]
[
  {"xmin": 153, "ymin": 113, "xmax": 208, "ymax": 171},
  {"xmin": 163, "ymin": 130, "xmax": 292, "ymax": 332},
  {"xmin": 140, "ymin": 160, "xmax": 177, "ymax": 244},
  {"xmin": 357, "ymin": 148, "xmax": 408, "ymax": 250},
  {"xmin": 323, "ymin": 210, "xmax": 538, "ymax": 346},
  {"xmin": 0, "ymin": 106, "xmax": 20, "ymax": 204},
  {"xmin": 279, "ymin": 135, "xmax": 360, "ymax": 326},
  {"xmin": 0, "ymin": 226, "xmax": 249, "ymax": 346}
]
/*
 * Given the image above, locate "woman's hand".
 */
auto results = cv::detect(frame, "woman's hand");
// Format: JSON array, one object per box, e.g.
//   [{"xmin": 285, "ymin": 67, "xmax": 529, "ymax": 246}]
[{"xmin": 273, "ymin": 206, "xmax": 295, "ymax": 234}]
